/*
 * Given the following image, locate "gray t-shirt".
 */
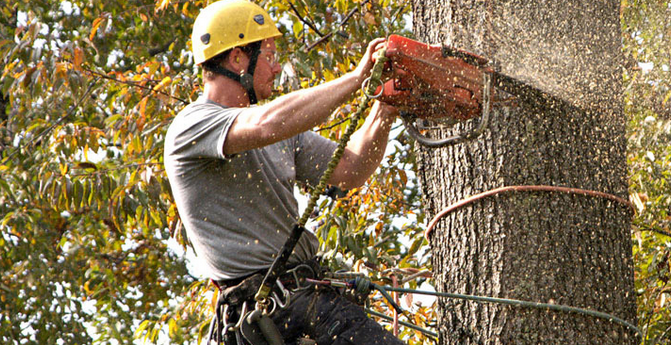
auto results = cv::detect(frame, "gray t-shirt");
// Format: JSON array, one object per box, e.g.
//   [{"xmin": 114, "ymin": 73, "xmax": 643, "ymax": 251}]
[{"xmin": 164, "ymin": 97, "xmax": 337, "ymax": 280}]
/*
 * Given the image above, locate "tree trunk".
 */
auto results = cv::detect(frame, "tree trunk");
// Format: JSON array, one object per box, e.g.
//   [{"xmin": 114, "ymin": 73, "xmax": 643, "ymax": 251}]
[{"xmin": 412, "ymin": 1, "xmax": 637, "ymax": 344}]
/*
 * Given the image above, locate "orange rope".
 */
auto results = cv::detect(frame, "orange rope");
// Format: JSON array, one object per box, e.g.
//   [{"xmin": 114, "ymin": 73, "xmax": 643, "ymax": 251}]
[{"xmin": 425, "ymin": 185, "xmax": 634, "ymax": 240}]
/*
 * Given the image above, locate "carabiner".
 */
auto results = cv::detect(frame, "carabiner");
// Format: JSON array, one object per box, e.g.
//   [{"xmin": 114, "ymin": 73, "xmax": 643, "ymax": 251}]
[{"xmin": 273, "ymin": 280, "xmax": 291, "ymax": 309}]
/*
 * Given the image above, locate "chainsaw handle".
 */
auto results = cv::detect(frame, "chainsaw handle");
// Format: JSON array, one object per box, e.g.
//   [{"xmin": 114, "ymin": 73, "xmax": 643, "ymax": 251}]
[{"xmin": 403, "ymin": 72, "xmax": 492, "ymax": 148}]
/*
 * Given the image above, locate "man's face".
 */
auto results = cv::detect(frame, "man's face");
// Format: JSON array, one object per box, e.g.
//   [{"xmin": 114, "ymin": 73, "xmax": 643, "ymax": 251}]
[{"xmin": 252, "ymin": 38, "xmax": 281, "ymax": 100}]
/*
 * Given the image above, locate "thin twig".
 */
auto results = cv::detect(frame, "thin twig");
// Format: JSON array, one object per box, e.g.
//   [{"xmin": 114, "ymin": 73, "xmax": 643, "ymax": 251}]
[
  {"xmin": 2, "ymin": 78, "xmax": 100, "ymax": 162},
  {"xmin": 288, "ymin": 1, "xmax": 324, "ymax": 37},
  {"xmin": 305, "ymin": 0, "xmax": 369, "ymax": 52},
  {"xmin": 389, "ymin": 1, "xmax": 409, "ymax": 28},
  {"xmin": 82, "ymin": 67, "xmax": 188, "ymax": 104},
  {"xmin": 69, "ymin": 162, "xmax": 164, "ymax": 178},
  {"xmin": 318, "ymin": 117, "xmax": 351, "ymax": 132},
  {"xmin": 638, "ymin": 225, "xmax": 671, "ymax": 237}
]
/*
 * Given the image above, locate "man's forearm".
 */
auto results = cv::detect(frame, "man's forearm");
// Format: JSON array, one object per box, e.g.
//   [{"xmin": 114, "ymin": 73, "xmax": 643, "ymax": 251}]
[
  {"xmin": 261, "ymin": 72, "xmax": 363, "ymax": 135},
  {"xmin": 224, "ymin": 72, "xmax": 363, "ymax": 155},
  {"xmin": 329, "ymin": 101, "xmax": 397, "ymax": 189}
]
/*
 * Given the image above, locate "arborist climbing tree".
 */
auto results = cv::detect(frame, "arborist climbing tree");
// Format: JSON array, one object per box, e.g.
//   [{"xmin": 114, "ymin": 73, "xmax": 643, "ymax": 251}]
[{"xmin": 163, "ymin": 1, "xmax": 403, "ymax": 344}]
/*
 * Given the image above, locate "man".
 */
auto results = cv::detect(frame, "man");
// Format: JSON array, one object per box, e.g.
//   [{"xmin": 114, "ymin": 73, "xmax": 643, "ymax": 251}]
[{"xmin": 164, "ymin": 0, "xmax": 402, "ymax": 344}]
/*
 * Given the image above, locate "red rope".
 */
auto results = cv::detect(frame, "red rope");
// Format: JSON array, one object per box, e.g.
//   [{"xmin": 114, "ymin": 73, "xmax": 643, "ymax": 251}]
[{"xmin": 425, "ymin": 185, "xmax": 634, "ymax": 240}]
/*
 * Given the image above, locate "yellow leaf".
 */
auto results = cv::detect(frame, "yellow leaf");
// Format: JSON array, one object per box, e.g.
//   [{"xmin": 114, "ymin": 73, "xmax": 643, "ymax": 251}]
[
  {"xmin": 60, "ymin": 163, "xmax": 69, "ymax": 176},
  {"xmin": 2, "ymin": 61, "xmax": 18, "ymax": 78},
  {"xmin": 363, "ymin": 12, "xmax": 377, "ymax": 25},
  {"xmin": 55, "ymin": 62, "xmax": 68, "ymax": 80},
  {"xmin": 138, "ymin": 97, "xmax": 148, "ymax": 117},
  {"xmin": 139, "ymin": 13, "xmax": 148, "ymax": 22},
  {"xmin": 153, "ymin": 76, "xmax": 171, "ymax": 91},
  {"xmin": 663, "ymin": 90, "xmax": 671, "ymax": 105},
  {"xmin": 90, "ymin": 17, "xmax": 104, "ymax": 41},
  {"xmin": 73, "ymin": 47, "xmax": 84, "ymax": 71},
  {"xmin": 156, "ymin": 0, "xmax": 171, "ymax": 12}
]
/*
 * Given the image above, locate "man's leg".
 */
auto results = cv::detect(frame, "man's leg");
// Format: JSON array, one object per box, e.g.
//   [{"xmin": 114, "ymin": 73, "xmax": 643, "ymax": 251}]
[{"xmin": 271, "ymin": 287, "xmax": 406, "ymax": 345}]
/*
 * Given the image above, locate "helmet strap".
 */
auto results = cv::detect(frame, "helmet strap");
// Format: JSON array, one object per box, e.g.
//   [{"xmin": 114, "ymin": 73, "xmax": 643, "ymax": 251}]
[
  {"xmin": 242, "ymin": 41, "xmax": 262, "ymax": 105},
  {"xmin": 206, "ymin": 41, "xmax": 263, "ymax": 105}
]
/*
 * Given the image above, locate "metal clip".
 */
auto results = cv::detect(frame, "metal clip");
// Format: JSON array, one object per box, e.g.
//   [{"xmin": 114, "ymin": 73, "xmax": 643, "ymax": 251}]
[
  {"xmin": 285, "ymin": 264, "xmax": 316, "ymax": 292},
  {"xmin": 273, "ymin": 280, "xmax": 291, "ymax": 309},
  {"xmin": 232, "ymin": 302, "xmax": 248, "ymax": 331},
  {"xmin": 362, "ymin": 77, "xmax": 384, "ymax": 99}
]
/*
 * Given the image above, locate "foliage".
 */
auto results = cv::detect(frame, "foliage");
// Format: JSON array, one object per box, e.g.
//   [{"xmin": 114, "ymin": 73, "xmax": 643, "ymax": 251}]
[
  {"xmin": 622, "ymin": 0, "xmax": 671, "ymax": 343},
  {"xmin": 0, "ymin": 0, "xmax": 424, "ymax": 344}
]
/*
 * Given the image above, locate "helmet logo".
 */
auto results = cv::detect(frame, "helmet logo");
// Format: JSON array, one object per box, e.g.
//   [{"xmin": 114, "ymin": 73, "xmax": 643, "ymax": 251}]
[
  {"xmin": 200, "ymin": 33, "xmax": 211, "ymax": 45},
  {"xmin": 253, "ymin": 14, "xmax": 264, "ymax": 25}
]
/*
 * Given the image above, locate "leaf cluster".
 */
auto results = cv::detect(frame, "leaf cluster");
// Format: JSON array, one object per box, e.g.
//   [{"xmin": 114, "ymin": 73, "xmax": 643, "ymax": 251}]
[
  {"xmin": 623, "ymin": 0, "xmax": 671, "ymax": 343},
  {"xmin": 0, "ymin": 0, "xmax": 424, "ymax": 344}
]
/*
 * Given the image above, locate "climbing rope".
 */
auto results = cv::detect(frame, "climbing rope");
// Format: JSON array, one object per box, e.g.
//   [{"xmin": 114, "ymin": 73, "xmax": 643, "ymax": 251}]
[
  {"xmin": 413, "ymin": 185, "xmax": 639, "ymax": 339},
  {"xmin": 382, "ymin": 286, "xmax": 642, "ymax": 342},
  {"xmin": 303, "ymin": 275, "xmax": 642, "ymax": 342},
  {"xmin": 297, "ymin": 49, "xmax": 388, "ymax": 227},
  {"xmin": 425, "ymin": 185, "xmax": 634, "ymax": 239},
  {"xmin": 254, "ymin": 49, "xmax": 388, "ymax": 305}
]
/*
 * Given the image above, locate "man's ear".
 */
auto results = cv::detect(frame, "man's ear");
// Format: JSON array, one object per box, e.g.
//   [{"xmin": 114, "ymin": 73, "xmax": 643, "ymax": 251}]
[{"xmin": 227, "ymin": 48, "xmax": 249, "ymax": 73}]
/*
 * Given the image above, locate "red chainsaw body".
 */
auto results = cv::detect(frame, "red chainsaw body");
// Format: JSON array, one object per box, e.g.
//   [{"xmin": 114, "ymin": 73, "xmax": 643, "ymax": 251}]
[{"xmin": 376, "ymin": 35, "xmax": 492, "ymax": 120}]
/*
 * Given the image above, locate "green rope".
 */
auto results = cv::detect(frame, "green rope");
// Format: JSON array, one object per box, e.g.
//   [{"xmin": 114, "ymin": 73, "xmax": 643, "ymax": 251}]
[
  {"xmin": 381, "ymin": 286, "xmax": 642, "ymax": 342},
  {"xmin": 254, "ymin": 49, "xmax": 389, "ymax": 304},
  {"xmin": 364, "ymin": 308, "xmax": 438, "ymax": 339},
  {"xmin": 297, "ymin": 49, "xmax": 388, "ymax": 227},
  {"xmin": 296, "ymin": 97, "xmax": 366, "ymax": 227}
]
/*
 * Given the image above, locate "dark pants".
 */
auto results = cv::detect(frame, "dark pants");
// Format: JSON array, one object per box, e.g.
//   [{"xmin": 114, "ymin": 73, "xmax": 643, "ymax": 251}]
[{"xmin": 270, "ymin": 286, "xmax": 405, "ymax": 345}]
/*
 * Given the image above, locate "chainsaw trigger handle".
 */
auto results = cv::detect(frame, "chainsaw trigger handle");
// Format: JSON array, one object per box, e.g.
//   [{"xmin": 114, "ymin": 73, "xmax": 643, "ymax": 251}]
[
  {"xmin": 362, "ymin": 77, "xmax": 384, "ymax": 99},
  {"xmin": 402, "ymin": 71, "xmax": 493, "ymax": 148}
]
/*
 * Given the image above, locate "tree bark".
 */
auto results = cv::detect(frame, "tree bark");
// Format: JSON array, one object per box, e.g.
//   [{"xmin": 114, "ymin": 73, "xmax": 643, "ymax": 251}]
[{"xmin": 412, "ymin": 1, "xmax": 637, "ymax": 344}]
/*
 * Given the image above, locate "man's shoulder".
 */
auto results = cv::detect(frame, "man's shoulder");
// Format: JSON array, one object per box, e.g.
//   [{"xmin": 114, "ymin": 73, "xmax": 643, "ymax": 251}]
[{"xmin": 171, "ymin": 98, "xmax": 243, "ymax": 129}]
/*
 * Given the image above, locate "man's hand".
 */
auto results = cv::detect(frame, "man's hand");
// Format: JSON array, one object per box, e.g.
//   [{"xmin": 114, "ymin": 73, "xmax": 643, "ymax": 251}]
[
  {"xmin": 353, "ymin": 38, "xmax": 387, "ymax": 83},
  {"xmin": 372, "ymin": 100, "xmax": 399, "ymax": 124}
]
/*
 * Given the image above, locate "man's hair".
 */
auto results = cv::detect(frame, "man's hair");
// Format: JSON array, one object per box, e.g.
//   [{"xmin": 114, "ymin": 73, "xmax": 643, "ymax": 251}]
[{"xmin": 201, "ymin": 44, "xmax": 257, "ymax": 81}]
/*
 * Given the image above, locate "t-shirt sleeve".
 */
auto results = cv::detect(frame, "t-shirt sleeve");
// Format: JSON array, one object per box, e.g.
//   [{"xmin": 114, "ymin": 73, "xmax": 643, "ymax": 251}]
[
  {"xmin": 167, "ymin": 104, "xmax": 243, "ymax": 161},
  {"xmin": 294, "ymin": 131, "xmax": 338, "ymax": 187}
]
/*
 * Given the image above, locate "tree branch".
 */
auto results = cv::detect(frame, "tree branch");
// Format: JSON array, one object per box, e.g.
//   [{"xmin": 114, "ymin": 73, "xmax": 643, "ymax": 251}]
[
  {"xmin": 288, "ymin": 1, "xmax": 324, "ymax": 37},
  {"xmin": 82, "ymin": 67, "xmax": 188, "ymax": 104},
  {"xmin": 2, "ymin": 78, "xmax": 100, "ymax": 163},
  {"xmin": 305, "ymin": 0, "xmax": 369, "ymax": 52}
]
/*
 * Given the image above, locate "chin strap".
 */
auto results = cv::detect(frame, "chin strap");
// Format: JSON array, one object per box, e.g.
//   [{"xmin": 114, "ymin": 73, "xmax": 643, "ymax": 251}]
[{"xmin": 208, "ymin": 41, "xmax": 262, "ymax": 104}]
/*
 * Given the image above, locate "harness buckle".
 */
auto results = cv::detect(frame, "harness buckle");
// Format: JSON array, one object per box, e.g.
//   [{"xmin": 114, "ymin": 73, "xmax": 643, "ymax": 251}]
[{"xmin": 284, "ymin": 264, "xmax": 316, "ymax": 292}]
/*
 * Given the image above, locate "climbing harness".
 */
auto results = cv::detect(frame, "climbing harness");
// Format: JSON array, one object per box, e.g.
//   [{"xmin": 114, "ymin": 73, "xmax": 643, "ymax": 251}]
[{"xmin": 206, "ymin": 262, "xmax": 322, "ymax": 345}]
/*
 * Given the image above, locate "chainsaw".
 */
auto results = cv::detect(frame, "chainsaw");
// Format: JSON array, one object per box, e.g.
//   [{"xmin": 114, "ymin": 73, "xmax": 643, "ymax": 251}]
[{"xmin": 372, "ymin": 34, "xmax": 495, "ymax": 147}]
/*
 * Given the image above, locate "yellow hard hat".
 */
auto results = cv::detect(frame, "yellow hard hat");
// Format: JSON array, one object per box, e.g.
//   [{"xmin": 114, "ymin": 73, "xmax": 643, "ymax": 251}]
[{"xmin": 192, "ymin": 0, "xmax": 282, "ymax": 65}]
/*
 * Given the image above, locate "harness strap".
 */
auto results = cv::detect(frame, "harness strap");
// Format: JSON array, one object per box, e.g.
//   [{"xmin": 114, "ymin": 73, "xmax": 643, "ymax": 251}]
[{"xmin": 207, "ymin": 261, "xmax": 321, "ymax": 344}]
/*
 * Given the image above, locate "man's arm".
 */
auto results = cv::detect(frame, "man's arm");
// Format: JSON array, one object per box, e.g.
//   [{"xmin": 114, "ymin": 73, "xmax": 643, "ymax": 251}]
[
  {"xmin": 328, "ymin": 101, "xmax": 398, "ymax": 190},
  {"xmin": 223, "ymin": 38, "xmax": 386, "ymax": 156}
]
